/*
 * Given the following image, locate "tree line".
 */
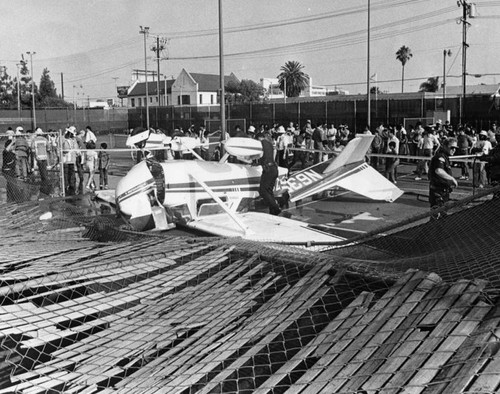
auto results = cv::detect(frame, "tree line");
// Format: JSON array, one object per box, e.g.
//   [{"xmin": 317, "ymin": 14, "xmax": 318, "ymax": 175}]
[{"xmin": 0, "ymin": 61, "xmax": 72, "ymax": 109}]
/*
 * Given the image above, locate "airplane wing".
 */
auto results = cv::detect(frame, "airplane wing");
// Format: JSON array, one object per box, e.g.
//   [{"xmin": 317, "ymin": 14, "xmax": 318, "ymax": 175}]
[
  {"xmin": 185, "ymin": 211, "xmax": 343, "ymax": 251},
  {"xmin": 285, "ymin": 135, "xmax": 404, "ymax": 203}
]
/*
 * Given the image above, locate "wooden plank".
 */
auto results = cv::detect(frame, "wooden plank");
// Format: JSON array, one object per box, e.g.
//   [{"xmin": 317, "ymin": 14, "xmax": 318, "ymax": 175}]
[
  {"xmin": 428, "ymin": 314, "xmax": 500, "ymax": 393},
  {"xmin": 192, "ymin": 281, "xmax": 335, "ymax": 393},
  {"xmin": 334, "ymin": 272, "xmax": 443, "ymax": 393},
  {"xmin": 381, "ymin": 280, "xmax": 486, "ymax": 394},
  {"xmin": 358, "ymin": 284, "xmax": 449, "ymax": 392},
  {"xmin": 148, "ymin": 266, "xmax": 329, "ymax": 392},
  {"xmin": 400, "ymin": 300, "xmax": 491, "ymax": 394},
  {"xmin": 294, "ymin": 270, "xmax": 429, "ymax": 394},
  {"xmin": 253, "ymin": 290, "xmax": 375, "ymax": 394}
]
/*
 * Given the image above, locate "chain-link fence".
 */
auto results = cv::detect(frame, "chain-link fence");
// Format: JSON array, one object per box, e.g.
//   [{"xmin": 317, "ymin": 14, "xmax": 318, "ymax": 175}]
[{"xmin": 0, "ymin": 131, "xmax": 134, "ymax": 203}]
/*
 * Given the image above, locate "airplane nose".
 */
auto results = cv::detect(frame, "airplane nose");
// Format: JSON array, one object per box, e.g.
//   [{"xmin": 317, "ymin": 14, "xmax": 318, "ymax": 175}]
[{"xmin": 115, "ymin": 161, "xmax": 156, "ymax": 231}]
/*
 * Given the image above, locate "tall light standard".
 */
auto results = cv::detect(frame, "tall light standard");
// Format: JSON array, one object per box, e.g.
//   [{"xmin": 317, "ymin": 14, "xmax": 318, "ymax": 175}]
[
  {"xmin": 458, "ymin": 1, "xmax": 476, "ymax": 124},
  {"xmin": 26, "ymin": 51, "xmax": 36, "ymax": 129},
  {"xmin": 15, "ymin": 63, "xmax": 21, "ymax": 118},
  {"xmin": 112, "ymin": 76, "xmax": 118, "ymax": 107},
  {"xmin": 218, "ymin": 0, "xmax": 226, "ymax": 152},
  {"xmin": 140, "ymin": 26, "xmax": 150, "ymax": 130},
  {"xmin": 367, "ymin": 0, "xmax": 371, "ymax": 129},
  {"xmin": 443, "ymin": 49, "xmax": 452, "ymax": 113}
]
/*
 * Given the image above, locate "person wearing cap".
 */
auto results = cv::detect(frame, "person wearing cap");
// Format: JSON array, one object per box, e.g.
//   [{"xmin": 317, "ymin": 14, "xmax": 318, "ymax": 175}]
[
  {"xmin": 415, "ymin": 127, "xmax": 440, "ymax": 181},
  {"xmin": 247, "ymin": 125, "xmax": 256, "ymax": 137},
  {"xmin": 31, "ymin": 128, "xmax": 49, "ymax": 188},
  {"xmin": 472, "ymin": 130, "xmax": 492, "ymax": 188},
  {"xmin": 276, "ymin": 125, "xmax": 292, "ymax": 167},
  {"xmin": 256, "ymin": 131, "xmax": 281, "ymax": 216},
  {"xmin": 14, "ymin": 127, "xmax": 29, "ymax": 179},
  {"xmin": 62, "ymin": 127, "xmax": 79, "ymax": 195},
  {"xmin": 428, "ymin": 137, "xmax": 459, "ymax": 219}
]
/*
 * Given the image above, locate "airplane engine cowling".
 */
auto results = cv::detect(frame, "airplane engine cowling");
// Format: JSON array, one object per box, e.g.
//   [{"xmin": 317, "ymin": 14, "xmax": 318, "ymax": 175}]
[{"xmin": 115, "ymin": 161, "xmax": 156, "ymax": 231}]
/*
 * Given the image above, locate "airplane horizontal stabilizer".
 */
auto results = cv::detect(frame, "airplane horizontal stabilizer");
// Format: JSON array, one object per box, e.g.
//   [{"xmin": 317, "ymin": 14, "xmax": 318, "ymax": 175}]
[
  {"xmin": 334, "ymin": 163, "xmax": 404, "ymax": 202},
  {"xmin": 286, "ymin": 134, "xmax": 402, "ymax": 203}
]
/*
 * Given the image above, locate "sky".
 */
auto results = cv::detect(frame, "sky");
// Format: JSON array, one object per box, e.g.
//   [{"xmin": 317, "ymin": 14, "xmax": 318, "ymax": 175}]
[{"xmin": 2, "ymin": 0, "xmax": 500, "ymax": 104}]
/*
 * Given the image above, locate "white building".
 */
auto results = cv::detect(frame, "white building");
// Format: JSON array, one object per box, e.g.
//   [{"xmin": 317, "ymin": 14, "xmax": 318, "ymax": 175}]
[
  {"xmin": 127, "ymin": 69, "xmax": 239, "ymax": 108},
  {"xmin": 260, "ymin": 76, "xmax": 327, "ymax": 99}
]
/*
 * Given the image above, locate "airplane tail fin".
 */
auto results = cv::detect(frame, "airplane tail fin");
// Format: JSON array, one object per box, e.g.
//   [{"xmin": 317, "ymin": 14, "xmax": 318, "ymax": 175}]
[
  {"xmin": 323, "ymin": 135, "xmax": 373, "ymax": 173},
  {"xmin": 284, "ymin": 135, "xmax": 403, "ymax": 203}
]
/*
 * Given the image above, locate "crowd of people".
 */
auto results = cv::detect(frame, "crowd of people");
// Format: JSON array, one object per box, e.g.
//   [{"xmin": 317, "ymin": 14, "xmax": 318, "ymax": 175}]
[
  {"xmin": 3, "ymin": 119, "xmax": 500, "ymax": 214},
  {"xmin": 1, "ymin": 125, "xmax": 110, "ymax": 200},
  {"xmin": 141, "ymin": 118, "xmax": 500, "ymax": 215}
]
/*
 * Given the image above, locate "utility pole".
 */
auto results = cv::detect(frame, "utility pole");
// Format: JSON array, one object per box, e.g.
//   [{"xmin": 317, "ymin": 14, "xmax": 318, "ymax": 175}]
[
  {"xmin": 443, "ymin": 49, "xmax": 451, "ymax": 113},
  {"xmin": 367, "ymin": 0, "xmax": 371, "ymax": 129},
  {"xmin": 61, "ymin": 72, "xmax": 65, "ymax": 101},
  {"xmin": 26, "ymin": 51, "xmax": 36, "ymax": 129},
  {"xmin": 16, "ymin": 63, "xmax": 21, "ymax": 118},
  {"xmin": 458, "ymin": 1, "xmax": 476, "ymax": 125},
  {"xmin": 140, "ymin": 26, "xmax": 150, "ymax": 130},
  {"xmin": 156, "ymin": 36, "xmax": 160, "ymax": 106},
  {"xmin": 219, "ymin": 0, "xmax": 226, "ymax": 151},
  {"xmin": 150, "ymin": 36, "xmax": 169, "ymax": 106},
  {"xmin": 112, "ymin": 77, "xmax": 118, "ymax": 106}
]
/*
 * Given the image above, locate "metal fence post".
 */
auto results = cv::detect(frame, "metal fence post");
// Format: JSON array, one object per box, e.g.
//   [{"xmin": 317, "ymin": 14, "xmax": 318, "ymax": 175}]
[{"xmin": 59, "ymin": 128, "xmax": 65, "ymax": 197}]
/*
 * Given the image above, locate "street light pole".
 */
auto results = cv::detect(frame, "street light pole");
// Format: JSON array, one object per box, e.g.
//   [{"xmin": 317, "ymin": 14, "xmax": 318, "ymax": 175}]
[
  {"xmin": 112, "ymin": 77, "xmax": 118, "ymax": 107},
  {"xmin": 219, "ymin": 0, "xmax": 226, "ymax": 150},
  {"xmin": 458, "ymin": 1, "xmax": 475, "ymax": 124},
  {"xmin": 16, "ymin": 63, "xmax": 21, "ymax": 118},
  {"xmin": 140, "ymin": 26, "xmax": 150, "ymax": 130},
  {"xmin": 367, "ymin": 0, "xmax": 371, "ymax": 129},
  {"xmin": 26, "ymin": 51, "xmax": 36, "ymax": 129},
  {"xmin": 443, "ymin": 49, "xmax": 451, "ymax": 113}
]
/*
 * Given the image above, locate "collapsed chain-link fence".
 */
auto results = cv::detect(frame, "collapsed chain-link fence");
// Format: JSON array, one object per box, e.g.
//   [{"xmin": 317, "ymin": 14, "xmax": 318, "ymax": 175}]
[{"xmin": 0, "ymin": 174, "xmax": 499, "ymax": 393}]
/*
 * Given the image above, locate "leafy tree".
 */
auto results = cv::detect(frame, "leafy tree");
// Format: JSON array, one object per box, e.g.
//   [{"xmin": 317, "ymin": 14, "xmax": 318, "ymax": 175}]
[
  {"xmin": 0, "ymin": 66, "xmax": 15, "ymax": 108},
  {"xmin": 396, "ymin": 45, "xmax": 413, "ymax": 93},
  {"xmin": 38, "ymin": 68, "xmax": 71, "ymax": 107},
  {"xmin": 419, "ymin": 76, "xmax": 440, "ymax": 93},
  {"xmin": 370, "ymin": 86, "xmax": 383, "ymax": 95},
  {"xmin": 39, "ymin": 68, "xmax": 57, "ymax": 99},
  {"xmin": 277, "ymin": 60, "xmax": 309, "ymax": 98},
  {"xmin": 225, "ymin": 79, "xmax": 264, "ymax": 103},
  {"xmin": 19, "ymin": 57, "xmax": 35, "ymax": 108}
]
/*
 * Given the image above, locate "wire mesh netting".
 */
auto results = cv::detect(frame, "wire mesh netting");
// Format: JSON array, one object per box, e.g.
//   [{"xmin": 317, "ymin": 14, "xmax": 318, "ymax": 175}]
[{"xmin": 0, "ymin": 183, "xmax": 500, "ymax": 393}]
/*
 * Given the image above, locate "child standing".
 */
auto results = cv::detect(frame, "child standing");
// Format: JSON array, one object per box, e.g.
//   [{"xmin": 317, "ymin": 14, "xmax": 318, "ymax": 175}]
[
  {"xmin": 385, "ymin": 141, "xmax": 399, "ymax": 184},
  {"xmin": 98, "ymin": 142, "xmax": 110, "ymax": 189}
]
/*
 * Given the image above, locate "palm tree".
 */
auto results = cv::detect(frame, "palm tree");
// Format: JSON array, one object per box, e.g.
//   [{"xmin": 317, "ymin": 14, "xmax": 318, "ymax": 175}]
[
  {"xmin": 419, "ymin": 76, "xmax": 440, "ymax": 93},
  {"xmin": 277, "ymin": 61, "xmax": 309, "ymax": 98},
  {"xmin": 396, "ymin": 45, "xmax": 413, "ymax": 93}
]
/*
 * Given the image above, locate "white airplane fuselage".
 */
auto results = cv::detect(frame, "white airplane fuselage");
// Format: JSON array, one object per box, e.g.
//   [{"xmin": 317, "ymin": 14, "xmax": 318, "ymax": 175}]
[{"xmin": 116, "ymin": 159, "xmax": 287, "ymax": 231}]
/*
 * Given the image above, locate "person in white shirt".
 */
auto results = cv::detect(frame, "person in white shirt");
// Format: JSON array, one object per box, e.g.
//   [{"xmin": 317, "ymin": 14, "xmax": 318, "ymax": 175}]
[
  {"xmin": 84, "ymin": 126, "xmax": 97, "ymax": 144},
  {"xmin": 473, "ymin": 130, "xmax": 493, "ymax": 188},
  {"xmin": 415, "ymin": 128, "xmax": 440, "ymax": 180}
]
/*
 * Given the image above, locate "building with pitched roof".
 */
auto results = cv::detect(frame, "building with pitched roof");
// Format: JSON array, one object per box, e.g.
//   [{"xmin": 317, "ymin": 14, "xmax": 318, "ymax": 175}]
[
  {"xmin": 127, "ymin": 79, "xmax": 175, "ymax": 108},
  {"xmin": 126, "ymin": 69, "xmax": 239, "ymax": 108}
]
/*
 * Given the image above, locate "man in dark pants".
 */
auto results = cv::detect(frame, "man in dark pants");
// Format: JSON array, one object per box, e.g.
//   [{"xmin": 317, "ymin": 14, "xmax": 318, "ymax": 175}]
[
  {"xmin": 256, "ymin": 132, "xmax": 281, "ymax": 215},
  {"xmin": 428, "ymin": 137, "xmax": 459, "ymax": 220}
]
